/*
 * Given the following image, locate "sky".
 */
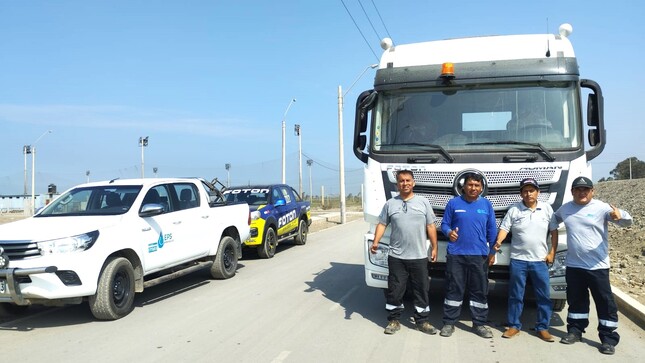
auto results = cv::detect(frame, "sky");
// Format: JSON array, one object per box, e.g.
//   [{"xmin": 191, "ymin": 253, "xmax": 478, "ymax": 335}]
[{"xmin": 1, "ymin": 0, "xmax": 643, "ymax": 197}]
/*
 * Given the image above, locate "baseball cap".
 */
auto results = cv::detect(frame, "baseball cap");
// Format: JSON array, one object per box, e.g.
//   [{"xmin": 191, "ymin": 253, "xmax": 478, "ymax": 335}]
[
  {"xmin": 571, "ymin": 176, "xmax": 593, "ymax": 189},
  {"xmin": 519, "ymin": 178, "xmax": 539, "ymax": 190}
]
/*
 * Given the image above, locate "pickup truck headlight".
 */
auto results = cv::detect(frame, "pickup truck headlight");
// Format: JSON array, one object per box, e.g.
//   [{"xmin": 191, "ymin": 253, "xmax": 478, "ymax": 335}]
[
  {"xmin": 250, "ymin": 211, "xmax": 261, "ymax": 221},
  {"xmin": 38, "ymin": 231, "xmax": 100, "ymax": 256},
  {"xmin": 549, "ymin": 250, "xmax": 567, "ymax": 278},
  {"xmin": 368, "ymin": 241, "xmax": 389, "ymax": 268}
]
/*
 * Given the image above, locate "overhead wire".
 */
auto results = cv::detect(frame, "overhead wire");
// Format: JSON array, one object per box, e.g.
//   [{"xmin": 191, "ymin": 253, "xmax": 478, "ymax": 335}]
[
  {"xmin": 340, "ymin": 0, "xmax": 380, "ymax": 61},
  {"xmin": 358, "ymin": 0, "xmax": 382, "ymax": 43},
  {"xmin": 370, "ymin": 0, "xmax": 393, "ymax": 42}
]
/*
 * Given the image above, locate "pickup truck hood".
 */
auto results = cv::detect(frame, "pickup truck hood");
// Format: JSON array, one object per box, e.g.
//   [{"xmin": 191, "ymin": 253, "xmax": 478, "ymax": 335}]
[{"xmin": 0, "ymin": 215, "xmax": 123, "ymax": 241}]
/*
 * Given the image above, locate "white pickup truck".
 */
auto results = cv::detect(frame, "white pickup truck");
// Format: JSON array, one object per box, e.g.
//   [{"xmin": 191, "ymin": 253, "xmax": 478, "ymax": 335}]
[{"xmin": 0, "ymin": 177, "xmax": 250, "ymax": 320}]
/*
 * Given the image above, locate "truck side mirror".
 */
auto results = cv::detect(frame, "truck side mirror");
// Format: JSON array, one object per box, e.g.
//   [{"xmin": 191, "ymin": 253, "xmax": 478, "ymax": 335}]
[{"xmin": 353, "ymin": 90, "xmax": 377, "ymax": 163}]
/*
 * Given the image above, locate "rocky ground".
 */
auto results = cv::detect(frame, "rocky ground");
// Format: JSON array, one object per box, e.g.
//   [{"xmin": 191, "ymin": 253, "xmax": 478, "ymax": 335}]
[{"xmin": 594, "ymin": 179, "xmax": 645, "ymax": 305}]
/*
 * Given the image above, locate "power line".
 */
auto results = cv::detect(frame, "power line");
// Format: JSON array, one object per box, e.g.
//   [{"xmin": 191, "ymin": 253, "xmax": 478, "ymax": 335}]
[
  {"xmin": 340, "ymin": 0, "xmax": 380, "ymax": 61},
  {"xmin": 358, "ymin": 0, "xmax": 382, "ymax": 43},
  {"xmin": 370, "ymin": 0, "xmax": 393, "ymax": 41}
]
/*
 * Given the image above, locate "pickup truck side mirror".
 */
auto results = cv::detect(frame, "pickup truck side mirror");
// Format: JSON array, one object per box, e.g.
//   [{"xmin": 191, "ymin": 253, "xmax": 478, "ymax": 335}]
[
  {"xmin": 274, "ymin": 199, "xmax": 286, "ymax": 207},
  {"xmin": 139, "ymin": 203, "xmax": 165, "ymax": 217}
]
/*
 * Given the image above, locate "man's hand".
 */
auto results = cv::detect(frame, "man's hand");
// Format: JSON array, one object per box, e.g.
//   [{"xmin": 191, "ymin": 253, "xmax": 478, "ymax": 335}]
[
  {"xmin": 487, "ymin": 253, "xmax": 496, "ymax": 266},
  {"xmin": 448, "ymin": 227, "xmax": 459, "ymax": 242},
  {"xmin": 370, "ymin": 242, "xmax": 378, "ymax": 254},
  {"xmin": 609, "ymin": 204, "xmax": 622, "ymax": 220},
  {"xmin": 545, "ymin": 251, "xmax": 555, "ymax": 264},
  {"xmin": 429, "ymin": 247, "xmax": 438, "ymax": 262}
]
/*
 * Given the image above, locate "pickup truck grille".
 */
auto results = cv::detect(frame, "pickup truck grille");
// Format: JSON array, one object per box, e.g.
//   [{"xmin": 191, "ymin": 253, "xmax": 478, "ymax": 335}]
[{"xmin": 0, "ymin": 240, "xmax": 41, "ymax": 260}]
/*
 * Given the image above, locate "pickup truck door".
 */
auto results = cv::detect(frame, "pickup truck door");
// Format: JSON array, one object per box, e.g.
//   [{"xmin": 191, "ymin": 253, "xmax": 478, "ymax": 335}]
[
  {"xmin": 138, "ymin": 184, "xmax": 196, "ymax": 272},
  {"xmin": 274, "ymin": 186, "xmax": 298, "ymax": 236},
  {"xmin": 172, "ymin": 183, "xmax": 210, "ymax": 260}
]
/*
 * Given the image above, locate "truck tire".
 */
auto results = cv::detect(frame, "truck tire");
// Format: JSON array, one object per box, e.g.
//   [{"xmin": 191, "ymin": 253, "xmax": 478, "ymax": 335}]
[
  {"xmin": 294, "ymin": 219, "xmax": 308, "ymax": 245},
  {"xmin": 258, "ymin": 227, "xmax": 277, "ymax": 259},
  {"xmin": 552, "ymin": 299, "xmax": 566, "ymax": 312},
  {"xmin": 89, "ymin": 257, "xmax": 136, "ymax": 320},
  {"xmin": 210, "ymin": 236, "xmax": 238, "ymax": 279}
]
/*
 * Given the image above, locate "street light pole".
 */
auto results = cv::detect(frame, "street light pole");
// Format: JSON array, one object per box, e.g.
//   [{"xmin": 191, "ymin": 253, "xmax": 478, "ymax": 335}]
[
  {"xmin": 307, "ymin": 159, "xmax": 313, "ymax": 203},
  {"xmin": 338, "ymin": 64, "xmax": 378, "ymax": 224},
  {"xmin": 30, "ymin": 130, "xmax": 52, "ymax": 215},
  {"xmin": 281, "ymin": 98, "xmax": 296, "ymax": 184},
  {"xmin": 86, "ymin": 170, "xmax": 90, "ymax": 183},
  {"xmin": 23, "ymin": 145, "xmax": 31, "ymax": 196},
  {"xmin": 139, "ymin": 136, "xmax": 149, "ymax": 178},
  {"xmin": 225, "ymin": 163, "xmax": 231, "ymax": 187},
  {"xmin": 294, "ymin": 124, "xmax": 302, "ymax": 196}
]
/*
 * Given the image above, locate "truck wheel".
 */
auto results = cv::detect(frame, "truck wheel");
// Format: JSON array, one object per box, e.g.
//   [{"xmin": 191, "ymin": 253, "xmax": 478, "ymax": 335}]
[
  {"xmin": 552, "ymin": 299, "xmax": 566, "ymax": 312},
  {"xmin": 258, "ymin": 227, "xmax": 277, "ymax": 259},
  {"xmin": 211, "ymin": 236, "xmax": 238, "ymax": 279},
  {"xmin": 294, "ymin": 219, "xmax": 308, "ymax": 245},
  {"xmin": 89, "ymin": 257, "xmax": 136, "ymax": 320}
]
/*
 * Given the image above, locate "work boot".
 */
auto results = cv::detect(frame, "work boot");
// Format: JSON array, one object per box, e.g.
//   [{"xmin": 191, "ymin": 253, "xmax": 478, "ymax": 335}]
[
  {"xmin": 416, "ymin": 321, "xmax": 437, "ymax": 335},
  {"xmin": 599, "ymin": 343, "xmax": 615, "ymax": 355},
  {"xmin": 439, "ymin": 324, "xmax": 455, "ymax": 337},
  {"xmin": 384, "ymin": 320, "xmax": 401, "ymax": 335},
  {"xmin": 473, "ymin": 325, "xmax": 493, "ymax": 339},
  {"xmin": 536, "ymin": 330, "xmax": 554, "ymax": 342},
  {"xmin": 560, "ymin": 332, "xmax": 581, "ymax": 345},
  {"xmin": 502, "ymin": 327, "xmax": 520, "ymax": 339}
]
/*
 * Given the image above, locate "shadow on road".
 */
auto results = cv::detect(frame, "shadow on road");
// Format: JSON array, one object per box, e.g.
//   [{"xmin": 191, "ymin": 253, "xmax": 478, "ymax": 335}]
[{"xmin": 303, "ymin": 260, "xmax": 565, "ymax": 335}]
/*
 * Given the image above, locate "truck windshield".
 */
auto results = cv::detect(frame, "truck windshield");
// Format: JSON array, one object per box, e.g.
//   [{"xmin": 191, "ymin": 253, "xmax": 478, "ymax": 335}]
[
  {"xmin": 36, "ymin": 185, "xmax": 143, "ymax": 216},
  {"xmin": 372, "ymin": 82, "xmax": 581, "ymax": 153}
]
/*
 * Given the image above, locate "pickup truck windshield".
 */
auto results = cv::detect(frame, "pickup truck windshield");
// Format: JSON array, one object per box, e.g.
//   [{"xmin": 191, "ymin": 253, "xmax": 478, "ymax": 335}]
[
  {"xmin": 224, "ymin": 189, "xmax": 270, "ymax": 206},
  {"xmin": 37, "ymin": 186, "xmax": 143, "ymax": 216},
  {"xmin": 372, "ymin": 82, "xmax": 581, "ymax": 153}
]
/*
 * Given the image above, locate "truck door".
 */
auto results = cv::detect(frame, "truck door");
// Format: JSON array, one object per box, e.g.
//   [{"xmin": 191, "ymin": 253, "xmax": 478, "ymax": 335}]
[
  {"xmin": 172, "ymin": 182, "xmax": 209, "ymax": 259},
  {"xmin": 275, "ymin": 186, "xmax": 298, "ymax": 236},
  {"xmin": 138, "ymin": 184, "xmax": 192, "ymax": 271}
]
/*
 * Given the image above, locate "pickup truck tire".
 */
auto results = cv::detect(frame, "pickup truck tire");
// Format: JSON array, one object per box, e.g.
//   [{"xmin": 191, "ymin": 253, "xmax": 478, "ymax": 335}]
[
  {"xmin": 258, "ymin": 227, "xmax": 277, "ymax": 259},
  {"xmin": 294, "ymin": 219, "xmax": 308, "ymax": 245},
  {"xmin": 89, "ymin": 257, "xmax": 136, "ymax": 320},
  {"xmin": 552, "ymin": 298, "xmax": 566, "ymax": 312},
  {"xmin": 210, "ymin": 236, "xmax": 238, "ymax": 279}
]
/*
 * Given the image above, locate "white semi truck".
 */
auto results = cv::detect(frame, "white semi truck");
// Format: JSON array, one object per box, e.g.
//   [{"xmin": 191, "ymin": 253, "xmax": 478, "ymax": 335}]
[{"xmin": 353, "ymin": 24, "xmax": 605, "ymax": 310}]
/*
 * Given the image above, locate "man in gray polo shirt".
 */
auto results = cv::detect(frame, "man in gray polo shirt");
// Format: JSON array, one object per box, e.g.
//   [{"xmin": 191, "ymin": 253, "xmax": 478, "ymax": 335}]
[
  {"xmin": 370, "ymin": 170, "xmax": 438, "ymax": 335},
  {"xmin": 491, "ymin": 178, "xmax": 558, "ymax": 342}
]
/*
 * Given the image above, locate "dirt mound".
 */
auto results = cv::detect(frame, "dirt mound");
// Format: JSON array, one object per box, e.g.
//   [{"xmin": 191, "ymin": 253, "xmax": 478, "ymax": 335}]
[{"xmin": 593, "ymin": 179, "xmax": 645, "ymax": 305}]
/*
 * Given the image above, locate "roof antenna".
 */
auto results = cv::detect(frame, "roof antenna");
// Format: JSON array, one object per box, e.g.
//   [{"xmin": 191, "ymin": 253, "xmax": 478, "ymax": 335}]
[{"xmin": 545, "ymin": 18, "xmax": 551, "ymax": 58}]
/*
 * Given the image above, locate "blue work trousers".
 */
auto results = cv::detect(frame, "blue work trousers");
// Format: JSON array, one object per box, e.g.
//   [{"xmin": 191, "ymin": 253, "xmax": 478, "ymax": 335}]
[
  {"xmin": 507, "ymin": 258, "xmax": 552, "ymax": 331},
  {"xmin": 442, "ymin": 254, "xmax": 489, "ymax": 326}
]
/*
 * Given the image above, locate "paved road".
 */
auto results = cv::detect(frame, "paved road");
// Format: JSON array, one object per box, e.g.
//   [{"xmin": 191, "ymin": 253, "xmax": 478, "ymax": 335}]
[{"xmin": 1, "ymin": 220, "xmax": 644, "ymax": 362}]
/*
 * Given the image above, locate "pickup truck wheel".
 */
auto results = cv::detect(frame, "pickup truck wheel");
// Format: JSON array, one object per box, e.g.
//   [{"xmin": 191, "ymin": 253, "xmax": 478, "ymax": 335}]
[
  {"xmin": 89, "ymin": 257, "xmax": 135, "ymax": 320},
  {"xmin": 211, "ymin": 236, "xmax": 238, "ymax": 279},
  {"xmin": 258, "ymin": 227, "xmax": 277, "ymax": 259},
  {"xmin": 294, "ymin": 219, "xmax": 308, "ymax": 245},
  {"xmin": 552, "ymin": 299, "xmax": 566, "ymax": 312}
]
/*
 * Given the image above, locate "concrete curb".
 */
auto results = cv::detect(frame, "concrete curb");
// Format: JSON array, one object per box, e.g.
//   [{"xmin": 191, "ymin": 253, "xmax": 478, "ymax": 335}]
[{"xmin": 613, "ymin": 285, "xmax": 645, "ymax": 330}]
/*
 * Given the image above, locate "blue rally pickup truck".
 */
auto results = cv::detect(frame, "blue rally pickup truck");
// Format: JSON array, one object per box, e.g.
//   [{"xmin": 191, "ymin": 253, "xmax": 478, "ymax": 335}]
[{"xmin": 222, "ymin": 184, "xmax": 311, "ymax": 258}]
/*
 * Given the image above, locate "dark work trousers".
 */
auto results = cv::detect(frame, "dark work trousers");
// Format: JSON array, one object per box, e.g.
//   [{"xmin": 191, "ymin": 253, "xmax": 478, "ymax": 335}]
[
  {"xmin": 566, "ymin": 267, "xmax": 620, "ymax": 346},
  {"xmin": 386, "ymin": 256, "xmax": 430, "ymax": 324},
  {"xmin": 442, "ymin": 254, "xmax": 489, "ymax": 326}
]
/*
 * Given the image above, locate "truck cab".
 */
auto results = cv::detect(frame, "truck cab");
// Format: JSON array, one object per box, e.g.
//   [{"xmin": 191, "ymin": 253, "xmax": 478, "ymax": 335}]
[{"xmin": 353, "ymin": 24, "xmax": 605, "ymax": 310}]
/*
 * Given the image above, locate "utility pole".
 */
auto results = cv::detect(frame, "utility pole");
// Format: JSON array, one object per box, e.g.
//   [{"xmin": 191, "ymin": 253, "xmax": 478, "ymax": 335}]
[
  {"xmin": 139, "ymin": 136, "xmax": 149, "ymax": 178},
  {"xmin": 307, "ymin": 159, "xmax": 313, "ymax": 203},
  {"xmin": 281, "ymin": 98, "xmax": 296, "ymax": 184},
  {"xmin": 295, "ymin": 124, "xmax": 302, "ymax": 196}
]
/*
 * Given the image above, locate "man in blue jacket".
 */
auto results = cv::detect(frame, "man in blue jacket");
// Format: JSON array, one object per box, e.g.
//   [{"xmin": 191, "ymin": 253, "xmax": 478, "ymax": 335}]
[{"xmin": 439, "ymin": 172, "xmax": 497, "ymax": 338}]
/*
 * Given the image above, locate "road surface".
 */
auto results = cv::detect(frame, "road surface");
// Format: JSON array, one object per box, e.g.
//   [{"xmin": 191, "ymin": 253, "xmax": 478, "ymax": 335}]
[{"xmin": 1, "ymin": 220, "xmax": 644, "ymax": 362}]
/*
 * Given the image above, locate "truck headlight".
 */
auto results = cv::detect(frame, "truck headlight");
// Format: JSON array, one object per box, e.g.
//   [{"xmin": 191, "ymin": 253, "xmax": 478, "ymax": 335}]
[
  {"xmin": 38, "ymin": 231, "xmax": 100, "ymax": 256},
  {"xmin": 549, "ymin": 250, "xmax": 567, "ymax": 278},
  {"xmin": 368, "ymin": 242, "xmax": 389, "ymax": 268}
]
